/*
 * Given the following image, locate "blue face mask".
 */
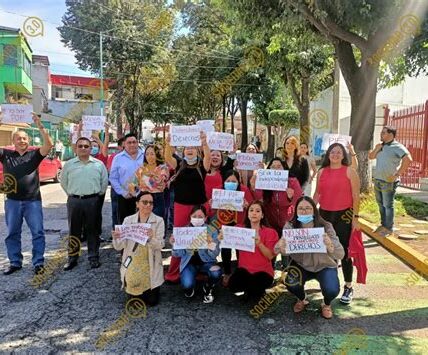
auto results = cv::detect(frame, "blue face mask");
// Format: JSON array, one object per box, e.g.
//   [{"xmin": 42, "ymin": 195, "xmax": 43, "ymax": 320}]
[
  {"xmin": 184, "ymin": 156, "xmax": 198, "ymax": 165},
  {"xmin": 297, "ymin": 215, "xmax": 314, "ymax": 224},
  {"xmin": 91, "ymin": 146, "xmax": 99, "ymax": 156},
  {"xmin": 224, "ymin": 182, "xmax": 238, "ymax": 191}
]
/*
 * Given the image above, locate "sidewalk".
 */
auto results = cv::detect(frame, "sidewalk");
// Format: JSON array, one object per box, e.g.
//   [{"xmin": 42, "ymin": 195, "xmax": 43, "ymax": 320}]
[{"xmin": 397, "ymin": 186, "xmax": 428, "ymax": 205}]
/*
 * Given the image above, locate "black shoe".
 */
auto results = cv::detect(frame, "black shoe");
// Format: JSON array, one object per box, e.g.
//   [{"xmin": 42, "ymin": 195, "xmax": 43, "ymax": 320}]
[
  {"xmin": 3, "ymin": 265, "xmax": 22, "ymax": 275},
  {"xmin": 90, "ymin": 260, "xmax": 101, "ymax": 269},
  {"xmin": 63, "ymin": 260, "xmax": 78, "ymax": 271},
  {"xmin": 34, "ymin": 265, "xmax": 45, "ymax": 275},
  {"xmin": 340, "ymin": 286, "xmax": 354, "ymax": 304}
]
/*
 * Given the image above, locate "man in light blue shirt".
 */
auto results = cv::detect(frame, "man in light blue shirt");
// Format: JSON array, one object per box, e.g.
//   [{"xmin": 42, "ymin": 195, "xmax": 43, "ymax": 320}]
[
  {"xmin": 109, "ymin": 133, "xmax": 145, "ymax": 223},
  {"xmin": 369, "ymin": 126, "xmax": 412, "ymax": 234}
]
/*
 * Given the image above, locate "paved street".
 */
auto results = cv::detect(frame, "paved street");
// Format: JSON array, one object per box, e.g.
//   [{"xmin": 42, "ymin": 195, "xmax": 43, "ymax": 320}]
[{"xmin": 0, "ymin": 184, "xmax": 427, "ymax": 354}]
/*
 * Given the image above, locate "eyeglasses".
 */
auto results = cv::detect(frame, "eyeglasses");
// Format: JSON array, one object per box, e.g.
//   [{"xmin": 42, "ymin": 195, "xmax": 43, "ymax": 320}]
[
  {"xmin": 297, "ymin": 207, "xmax": 313, "ymax": 213},
  {"xmin": 139, "ymin": 200, "xmax": 154, "ymax": 206},
  {"xmin": 77, "ymin": 145, "xmax": 90, "ymax": 148}
]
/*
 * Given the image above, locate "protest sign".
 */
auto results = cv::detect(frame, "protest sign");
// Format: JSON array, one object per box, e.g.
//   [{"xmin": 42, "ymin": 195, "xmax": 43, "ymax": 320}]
[
  {"xmin": 197, "ymin": 120, "xmax": 215, "ymax": 133},
  {"xmin": 255, "ymin": 169, "xmax": 288, "ymax": 191},
  {"xmin": 115, "ymin": 223, "xmax": 152, "ymax": 245},
  {"xmin": 207, "ymin": 132, "xmax": 234, "ymax": 152},
  {"xmin": 282, "ymin": 227, "xmax": 326, "ymax": 254},
  {"xmin": 0, "ymin": 104, "xmax": 33, "ymax": 123},
  {"xmin": 321, "ymin": 133, "xmax": 352, "ymax": 152},
  {"xmin": 236, "ymin": 153, "xmax": 263, "ymax": 171},
  {"xmin": 82, "ymin": 115, "xmax": 106, "ymax": 131},
  {"xmin": 221, "ymin": 226, "xmax": 255, "ymax": 252},
  {"xmin": 71, "ymin": 130, "xmax": 92, "ymax": 143},
  {"xmin": 212, "ymin": 189, "xmax": 245, "ymax": 211},
  {"xmin": 170, "ymin": 125, "xmax": 201, "ymax": 147},
  {"xmin": 173, "ymin": 227, "xmax": 207, "ymax": 249}
]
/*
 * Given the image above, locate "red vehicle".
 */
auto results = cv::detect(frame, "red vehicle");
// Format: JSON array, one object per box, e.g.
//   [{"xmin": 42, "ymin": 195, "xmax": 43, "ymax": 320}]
[{"xmin": 0, "ymin": 146, "xmax": 63, "ymax": 184}]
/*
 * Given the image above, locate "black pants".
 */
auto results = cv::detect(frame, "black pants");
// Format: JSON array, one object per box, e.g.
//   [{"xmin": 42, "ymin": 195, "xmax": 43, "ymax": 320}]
[
  {"xmin": 221, "ymin": 249, "xmax": 239, "ymax": 275},
  {"xmin": 95, "ymin": 194, "xmax": 105, "ymax": 236},
  {"xmin": 67, "ymin": 196, "xmax": 100, "ymax": 261},
  {"xmin": 320, "ymin": 208, "xmax": 353, "ymax": 283},
  {"xmin": 131, "ymin": 287, "xmax": 160, "ymax": 307},
  {"xmin": 118, "ymin": 195, "xmax": 137, "ymax": 224},
  {"xmin": 229, "ymin": 267, "xmax": 273, "ymax": 299}
]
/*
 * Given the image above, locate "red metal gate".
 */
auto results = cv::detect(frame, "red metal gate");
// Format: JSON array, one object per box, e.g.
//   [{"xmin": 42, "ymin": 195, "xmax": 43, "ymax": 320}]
[{"xmin": 384, "ymin": 101, "xmax": 428, "ymax": 189}]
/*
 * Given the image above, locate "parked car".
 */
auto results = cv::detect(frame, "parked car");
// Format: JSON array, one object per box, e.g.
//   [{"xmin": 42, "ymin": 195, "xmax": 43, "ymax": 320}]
[{"xmin": 0, "ymin": 146, "xmax": 62, "ymax": 184}]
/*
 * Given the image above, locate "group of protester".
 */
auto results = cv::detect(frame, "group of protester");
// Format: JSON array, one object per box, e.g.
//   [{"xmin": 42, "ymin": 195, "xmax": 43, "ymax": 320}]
[{"xmin": 0, "ymin": 113, "xmax": 412, "ymax": 319}]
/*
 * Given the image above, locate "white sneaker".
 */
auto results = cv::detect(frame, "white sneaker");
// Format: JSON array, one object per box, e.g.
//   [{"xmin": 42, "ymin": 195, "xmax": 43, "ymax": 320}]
[
  {"xmin": 184, "ymin": 288, "xmax": 195, "ymax": 298},
  {"xmin": 203, "ymin": 284, "xmax": 214, "ymax": 303}
]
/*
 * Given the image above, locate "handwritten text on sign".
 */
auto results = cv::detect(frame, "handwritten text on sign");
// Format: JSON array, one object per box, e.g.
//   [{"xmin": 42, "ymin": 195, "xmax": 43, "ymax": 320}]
[
  {"xmin": 82, "ymin": 115, "xmax": 106, "ymax": 131},
  {"xmin": 197, "ymin": 120, "xmax": 215, "ymax": 133},
  {"xmin": 170, "ymin": 125, "xmax": 201, "ymax": 147},
  {"xmin": 115, "ymin": 223, "xmax": 152, "ymax": 245},
  {"xmin": 282, "ymin": 228, "xmax": 326, "ymax": 254},
  {"xmin": 221, "ymin": 226, "xmax": 255, "ymax": 252},
  {"xmin": 236, "ymin": 153, "xmax": 263, "ymax": 171},
  {"xmin": 212, "ymin": 189, "xmax": 245, "ymax": 211},
  {"xmin": 72, "ymin": 130, "xmax": 92, "ymax": 143},
  {"xmin": 321, "ymin": 133, "xmax": 352, "ymax": 152},
  {"xmin": 255, "ymin": 169, "xmax": 288, "ymax": 191},
  {"xmin": 207, "ymin": 132, "xmax": 234, "ymax": 152},
  {"xmin": 1, "ymin": 104, "xmax": 33, "ymax": 123},
  {"xmin": 173, "ymin": 227, "xmax": 207, "ymax": 249}
]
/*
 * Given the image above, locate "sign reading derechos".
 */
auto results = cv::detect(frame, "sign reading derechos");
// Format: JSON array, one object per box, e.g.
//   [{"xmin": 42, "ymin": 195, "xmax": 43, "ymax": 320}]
[
  {"xmin": 321, "ymin": 133, "xmax": 352, "ymax": 152},
  {"xmin": 255, "ymin": 169, "xmax": 288, "ymax": 191},
  {"xmin": 173, "ymin": 227, "xmax": 207, "ymax": 249},
  {"xmin": 207, "ymin": 132, "xmax": 234, "ymax": 152},
  {"xmin": 170, "ymin": 125, "xmax": 201, "ymax": 147},
  {"xmin": 220, "ymin": 226, "xmax": 255, "ymax": 252},
  {"xmin": 0, "ymin": 104, "xmax": 33, "ymax": 123},
  {"xmin": 82, "ymin": 115, "xmax": 106, "ymax": 131},
  {"xmin": 236, "ymin": 153, "xmax": 263, "ymax": 171},
  {"xmin": 115, "ymin": 223, "xmax": 152, "ymax": 245},
  {"xmin": 212, "ymin": 189, "xmax": 245, "ymax": 211},
  {"xmin": 282, "ymin": 227, "xmax": 326, "ymax": 254}
]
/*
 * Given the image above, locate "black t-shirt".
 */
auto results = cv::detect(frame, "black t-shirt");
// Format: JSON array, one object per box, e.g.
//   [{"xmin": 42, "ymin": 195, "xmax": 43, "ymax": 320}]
[
  {"xmin": 172, "ymin": 158, "xmax": 207, "ymax": 205},
  {"xmin": 285, "ymin": 157, "xmax": 310, "ymax": 188},
  {"xmin": 0, "ymin": 148, "xmax": 45, "ymax": 200}
]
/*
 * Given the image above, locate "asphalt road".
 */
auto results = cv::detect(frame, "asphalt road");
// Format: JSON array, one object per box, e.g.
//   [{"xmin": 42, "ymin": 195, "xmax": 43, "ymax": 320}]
[{"xmin": 0, "ymin": 184, "xmax": 427, "ymax": 354}]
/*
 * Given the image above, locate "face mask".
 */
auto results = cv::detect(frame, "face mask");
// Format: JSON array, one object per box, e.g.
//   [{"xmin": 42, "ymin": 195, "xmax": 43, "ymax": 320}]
[
  {"xmin": 91, "ymin": 147, "xmax": 99, "ymax": 156},
  {"xmin": 297, "ymin": 215, "xmax": 314, "ymax": 224},
  {"xmin": 224, "ymin": 182, "xmax": 238, "ymax": 191},
  {"xmin": 184, "ymin": 156, "xmax": 198, "ymax": 164},
  {"xmin": 191, "ymin": 217, "xmax": 205, "ymax": 227}
]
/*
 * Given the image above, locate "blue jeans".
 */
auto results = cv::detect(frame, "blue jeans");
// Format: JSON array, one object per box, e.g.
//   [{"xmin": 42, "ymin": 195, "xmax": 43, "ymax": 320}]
[
  {"xmin": 111, "ymin": 187, "xmax": 119, "ymax": 229},
  {"xmin": 181, "ymin": 263, "xmax": 222, "ymax": 290},
  {"xmin": 374, "ymin": 179, "xmax": 398, "ymax": 230},
  {"xmin": 4, "ymin": 199, "xmax": 45, "ymax": 267},
  {"xmin": 286, "ymin": 263, "xmax": 340, "ymax": 305}
]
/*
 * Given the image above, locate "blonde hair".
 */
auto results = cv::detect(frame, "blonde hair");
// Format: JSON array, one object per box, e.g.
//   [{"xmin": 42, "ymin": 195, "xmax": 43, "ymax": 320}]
[{"xmin": 283, "ymin": 135, "xmax": 300, "ymax": 159}]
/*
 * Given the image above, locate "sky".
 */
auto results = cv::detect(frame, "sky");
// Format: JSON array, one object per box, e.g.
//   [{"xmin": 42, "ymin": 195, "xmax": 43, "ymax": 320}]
[{"xmin": 0, "ymin": 0, "xmax": 93, "ymax": 77}]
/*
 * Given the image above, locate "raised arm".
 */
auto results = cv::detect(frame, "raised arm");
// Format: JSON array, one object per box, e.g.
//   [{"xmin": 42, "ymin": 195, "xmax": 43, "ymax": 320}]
[
  {"xmin": 368, "ymin": 143, "xmax": 383, "ymax": 160},
  {"xmin": 201, "ymin": 132, "xmax": 211, "ymax": 171},
  {"xmin": 33, "ymin": 114, "xmax": 53, "ymax": 156},
  {"xmin": 164, "ymin": 135, "xmax": 178, "ymax": 170}
]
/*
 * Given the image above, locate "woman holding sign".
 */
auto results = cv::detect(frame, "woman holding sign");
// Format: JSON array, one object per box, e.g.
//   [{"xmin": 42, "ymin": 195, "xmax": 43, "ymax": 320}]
[
  {"xmin": 313, "ymin": 143, "xmax": 360, "ymax": 305},
  {"xmin": 204, "ymin": 150, "xmax": 234, "ymax": 205},
  {"xmin": 223, "ymin": 200, "xmax": 278, "ymax": 299},
  {"xmin": 169, "ymin": 205, "xmax": 222, "ymax": 303},
  {"xmin": 274, "ymin": 196, "xmax": 345, "ymax": 319},
  {"xmin": 164, "ymin": 132, "xmax": 211, "ymax": 283},
  {"xmin": 112, "ymin": 191, "xmax": 165, "ymax": 306},
  {"xmin": 237, "ymin": 143, "xmax": 263, "ymax": 189},
  {"xmin": 283, "ymin": 136, "xmax": 310, "ymax": 189}
]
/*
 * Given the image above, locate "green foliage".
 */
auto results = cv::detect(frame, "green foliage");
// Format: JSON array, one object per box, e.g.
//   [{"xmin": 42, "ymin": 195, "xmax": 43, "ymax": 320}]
[{"xmin": 268, "ymin": 109, "xmax": 299, "ymax": 127}]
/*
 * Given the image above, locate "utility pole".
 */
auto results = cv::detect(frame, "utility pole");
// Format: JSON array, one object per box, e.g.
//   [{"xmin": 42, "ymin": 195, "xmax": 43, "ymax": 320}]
[{"xmin": 99, "ymin": 31, "xmax": 104, "ymax": 116}]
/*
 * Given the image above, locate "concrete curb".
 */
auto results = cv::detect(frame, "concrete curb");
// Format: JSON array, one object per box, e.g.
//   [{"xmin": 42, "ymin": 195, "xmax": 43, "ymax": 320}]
[{"xmin": 360, "ymin": 219, "xmax": 428, "ymax": 278}]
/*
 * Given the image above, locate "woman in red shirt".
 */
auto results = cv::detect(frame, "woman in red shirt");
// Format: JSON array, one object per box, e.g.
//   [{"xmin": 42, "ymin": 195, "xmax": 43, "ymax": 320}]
[
  {"xmin": 313, "ymin": 143, "xmax": 360, "ymax": 305},
  {"xmin": 223, "ymin": 200, "xmax": 278, "ymax": 299}
]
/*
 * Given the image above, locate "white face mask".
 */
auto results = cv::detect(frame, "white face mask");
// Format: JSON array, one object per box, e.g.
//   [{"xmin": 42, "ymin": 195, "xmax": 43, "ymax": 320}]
[{"xmin": 191, "ymin": 217, "xmax": 205, "ymax": 227}]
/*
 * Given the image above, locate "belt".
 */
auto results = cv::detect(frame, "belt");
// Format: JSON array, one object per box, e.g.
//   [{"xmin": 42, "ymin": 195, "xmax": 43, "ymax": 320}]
[{"xmin": 70, "ymin": 193, "xmax": 99, "ymax": 199}]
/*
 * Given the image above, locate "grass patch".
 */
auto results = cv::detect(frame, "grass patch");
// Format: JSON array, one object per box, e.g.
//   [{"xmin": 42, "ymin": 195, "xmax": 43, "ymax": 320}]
[
  {"xmin": 395, "ymin": 194, "xmax": 428, "ymax": 219},
  {"xmin": 360, "ymin": 192, "xmax": 407, "ymax": 223}
]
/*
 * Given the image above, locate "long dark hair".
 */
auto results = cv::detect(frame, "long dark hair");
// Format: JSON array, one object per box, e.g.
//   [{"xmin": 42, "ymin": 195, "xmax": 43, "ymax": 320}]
[
  {"xmin": 290, "ymin": 196, "xmax": 327, "ymax": 228},
  {"xmin": 190, "ymin": 204, "xmax": 207, "ymax": 217},
  {"xmin": 263, "ymin": 158, "xmax": 286, "ymax": 202},
  {"xmin": 244, "ymin": 200, "xmax": 269, "ymax": 228},
  {"xmin": 144, "ymin": 145, "xmax": 164, "ymax": 166},
  {"xmin": 320, "ymin": 143, "xmax": 349, "ymax": 168},
  {"xmin": 223, "ymin": 169, "xmax": 242, "ymax": 191}
]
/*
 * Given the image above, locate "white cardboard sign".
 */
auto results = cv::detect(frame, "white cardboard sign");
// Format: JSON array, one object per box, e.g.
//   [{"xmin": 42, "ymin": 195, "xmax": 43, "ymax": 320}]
[
  {"xmin": 173, "ymin": 227, "xmax": 208, "ymax": 249},
  {"xmin": 197, "ymin": 120, "xmax": 215, "ymax": 133},
  {"xmin": 207, "ymin": 132, "xmax": 234, "ymax": 152},
  {"xmin": 170, "ymin": 125, "xmax": 201, "ymax": 147},
  {"xmin": 236, "ymin": 153, "xmax": 263, "ymax": 171},
  {"xmin": 115, "ymin": 223, "xmax": 152, "ymax": 245},
  {"xmin": 1, "ymin": 104, "xmax": 33, "ymax": 124},
  {"xmin": 220, "ymin": 226, "xmax": 255, "ymax": 252},
  {"xmin": 82, "ymin": 115, "xmax": 106, "ymax": 131},
  {"xmin": 255, "ymin": 169, "xmax": 288, "ymax": 191},
  {"xmin": 321, "ymin": 133, "xmax": 352, "ymax": 152},
  {"xmin": 212, "ymin": 189, "xmax": 245, "ymax": 211},
  {"xmin": 282, "ymin": 227, "xmax": 326, "ymax": 254}
]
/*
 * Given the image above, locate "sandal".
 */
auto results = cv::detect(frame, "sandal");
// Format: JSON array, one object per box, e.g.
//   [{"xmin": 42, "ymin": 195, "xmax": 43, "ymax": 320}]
[
  {"xmin": 293, "ymin": 299, "xmax": 309, "ymax": 313},
  {"xmin": 321, "ymin": 303, "xmax": 333, "ymax": 319}
]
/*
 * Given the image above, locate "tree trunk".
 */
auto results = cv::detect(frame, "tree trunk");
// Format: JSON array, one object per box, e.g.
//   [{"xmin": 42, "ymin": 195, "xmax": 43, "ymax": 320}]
[
  {"xmin": 267, "ymin": 124, "xmax": 275, "ymax": 160},
  {"xmin": 230, "ymin": 96, "xmax": 235, "ymax": 134},
  {"xmin": 253, "ymin": 115, "xmax": 257, "ymax": 137},
  {"xmin": 222, "ymin": 95, "xmax": 227, "ymax": 132},
  {"xmin": 239, "ymin": 98, "xmax": 248, "ymax": 151}
]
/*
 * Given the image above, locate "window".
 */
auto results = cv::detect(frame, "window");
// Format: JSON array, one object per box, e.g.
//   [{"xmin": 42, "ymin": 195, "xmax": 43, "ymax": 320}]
[
  {"xmin": 23, "ymin": 53, "xmax": 31, "ymax": 75},
  {"xmin": 3, "ymin": 45, "xmax": 17, "ymax": 66}
]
